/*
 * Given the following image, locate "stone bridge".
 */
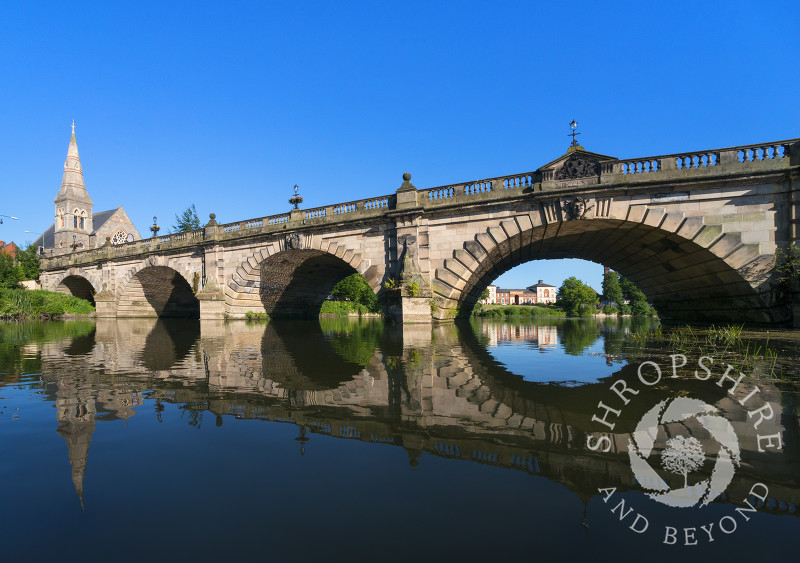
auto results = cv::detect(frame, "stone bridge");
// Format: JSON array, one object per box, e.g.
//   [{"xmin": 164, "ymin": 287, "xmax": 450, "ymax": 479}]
[{"xmin": 39, "ymin": 138, "xmax": 800, "ymax": 324}]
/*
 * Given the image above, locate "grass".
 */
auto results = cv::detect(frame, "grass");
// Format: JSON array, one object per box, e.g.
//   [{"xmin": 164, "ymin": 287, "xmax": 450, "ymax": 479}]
[
  {"xmin": 472, "ymin": 305, "xmax": 566, "ymax": 318},
  {"xmin": 320, "ymin": 300, "xmax": 379, "ymax": 317},
  {"xmin": 628, "ymin": 323, "xmax": 781, "ymax": 378},
  {"xmin": 0, "ymin": 287, "xmax": 95, "ymax": 318}
]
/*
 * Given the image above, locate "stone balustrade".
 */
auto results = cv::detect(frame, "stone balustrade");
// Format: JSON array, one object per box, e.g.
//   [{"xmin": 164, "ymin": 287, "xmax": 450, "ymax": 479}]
[{"xmin": 40, "ymin": 137, "xmax": 799, "ymax": 272}]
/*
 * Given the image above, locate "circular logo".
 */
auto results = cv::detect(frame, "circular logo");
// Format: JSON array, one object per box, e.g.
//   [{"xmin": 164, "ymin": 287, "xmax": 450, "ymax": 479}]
[{"xmin": 628, "ymin": 396, "xmax": 741, "ymax": 508}]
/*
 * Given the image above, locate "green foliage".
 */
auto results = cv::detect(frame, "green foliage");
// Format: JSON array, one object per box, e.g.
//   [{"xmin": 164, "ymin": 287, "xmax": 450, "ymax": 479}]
[
  {"xmin": 0, "ymin": 252, "xmax": 23, "ymax": 288},
  {"xmin": 775, "ymin": 243, "xmax": 800, "ymax": 298},
  {"xmin": 557, "ymin": 276, "xmax": 599, "ymax": 317},
  {"xmin": 603, "ymin": 304, "xmax": 619, "ymax": 315},
  {"xmin": 472, "ymin": 305, "xmax": 565, "ymax": 318},
  {"xmin": 383, "ymin": 278, "xmax": 398, "ymax": 290},
  {"xmin": 0, "ymin": 287, "xmax": 95, "ymax": 318},
  {"xmin": 17, "ymin": 244, "xmax": 40, "ymax": 280},
  {"xmin": 407, "ymin": 282, "xmax": 420, "ymax": 296},
  {"xmin": 245, "ymin": 310, "xmax": 269, "ymax": 320},
  {"xmin": 171, "ymin": 204, "xmax": 201, "ymax": 233},
  {"xmin": 619, "ymin": 303, "xmax": 632, "ymax": 315},
  {"xmin": 330, "ymin": 273, "xmax": 380, "ymax": 312},
  {"xmin": 618, "ymin": 275, "xmax": 653, "ymax": 316},
  {"xmin": 320, "ymin": 300, "xmax": 376, "ymax": 317},
  {"xmin": 602, "ymin": 270, "xmax": 623, "ymax": 305}
]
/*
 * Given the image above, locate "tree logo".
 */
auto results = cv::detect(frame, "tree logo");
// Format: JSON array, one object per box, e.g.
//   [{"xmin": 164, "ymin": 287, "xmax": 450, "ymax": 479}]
[{"xmin": 627, "ymin": 396, "xmax": 741, "ymax": 508}]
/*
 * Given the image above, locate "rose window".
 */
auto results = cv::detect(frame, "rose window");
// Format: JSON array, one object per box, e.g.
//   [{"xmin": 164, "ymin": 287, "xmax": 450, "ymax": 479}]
[{"xmin": 111, "ymin": 230, "xmax": 127, "ymax": 245}]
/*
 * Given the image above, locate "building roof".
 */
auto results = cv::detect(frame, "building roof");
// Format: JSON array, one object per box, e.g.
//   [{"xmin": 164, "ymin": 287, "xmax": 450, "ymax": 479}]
[
  {"xmin": 496, "ymin": 288, "xmax": 534, "ymax": 293},
  {"xmin": 0, "ymin": 241, "xmax": 18, "ymax": 256},
  {"xmin": 527, "ymin": 280, "xmax": 557, "ymax": 289}
]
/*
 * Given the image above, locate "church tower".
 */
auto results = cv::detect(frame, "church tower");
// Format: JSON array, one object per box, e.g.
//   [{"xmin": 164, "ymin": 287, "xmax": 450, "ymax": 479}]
[{"xmin": 53, "ymin": 122, "xmax": 93, "ymax": 253}]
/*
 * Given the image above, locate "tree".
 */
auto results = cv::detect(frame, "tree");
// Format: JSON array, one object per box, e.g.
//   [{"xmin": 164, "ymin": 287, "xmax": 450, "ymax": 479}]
[
  {"xmin": 602, "ymin": 270, "xmax": 623, "ymax": 305},
  {"xmin": 172, "ymin": 204, "xmax": 201, "ymax": 233},
  {"xmin": 0, "ymin": 252, "xmax": 22, "ymax": 288},
  {"xmin": 661, "ymin": 435, "xmax": 705, "ymax": 488},
  {"xmin": 330, "ymin": 273, "xmax": 379, "ymax": 312},
  {"xmin": 557, "ymin": 276, "xmax": 599, "ymax": 317},
  {"xmin": 17, "ymin": 244, "xmax": 40, "ymax": 281},
  {"xmin": 619, "ymin": 275, "xmax": 651, "ymax": 316}
]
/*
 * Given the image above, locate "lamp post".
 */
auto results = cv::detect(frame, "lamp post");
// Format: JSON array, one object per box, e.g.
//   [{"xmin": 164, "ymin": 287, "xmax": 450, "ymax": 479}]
[
  {"xmin": 0, "ymin": 214, "xmax": 19, "ymax": 225},
  {"xmin": 69, "ymin": 234, "xmax": 79, "ymax": 252},
  {"xmin": 288, "ymin": 185, "xmax": 303, "ymax": 210},
  {"xmin": 568, "ymin": 119, "xmax": 581, "ymax": 148},
  {"xmin": 150, "ymin": 216, "xmax": 160, "ymax": 238}
]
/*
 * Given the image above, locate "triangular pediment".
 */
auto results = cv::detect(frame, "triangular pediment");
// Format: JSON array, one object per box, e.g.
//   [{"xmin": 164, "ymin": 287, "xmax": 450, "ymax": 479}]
[{"xmin": 537, "ymin": 146, "xmax": 618, "ymax": 182}]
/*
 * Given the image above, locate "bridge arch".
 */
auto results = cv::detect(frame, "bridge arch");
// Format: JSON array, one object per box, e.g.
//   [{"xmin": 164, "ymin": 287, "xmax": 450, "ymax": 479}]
[
  {"xmin": 53, "ymin": 268, "xmax": 100, "ymax": 305},
  {"xmin": 227, "ymin": 236, "xmax": 378, "ymax": 318},
  {"xmin": 432, "ymin": 205, "xmax": 776, "ymax": 323},
  {"xmin": 115, "ymin": 256, "xmax": 199, "ymax": 318}
]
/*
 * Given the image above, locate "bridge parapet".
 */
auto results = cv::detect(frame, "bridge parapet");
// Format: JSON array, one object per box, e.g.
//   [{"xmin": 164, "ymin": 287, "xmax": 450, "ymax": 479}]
[{"xmin": 39, "ymin": 137, "xmax": 799, "ymax": 276}]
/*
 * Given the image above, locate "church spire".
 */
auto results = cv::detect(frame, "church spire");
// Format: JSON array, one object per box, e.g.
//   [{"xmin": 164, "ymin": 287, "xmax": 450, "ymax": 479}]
[{"xmin": 55, "ymin": 122, "xmax": 92, "ymax": 205}]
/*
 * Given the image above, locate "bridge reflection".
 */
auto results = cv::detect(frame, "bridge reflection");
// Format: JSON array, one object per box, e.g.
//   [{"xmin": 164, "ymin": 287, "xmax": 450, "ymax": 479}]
[{"xmin": 28, "ymin": 318, "xmax": 800, "ymax": 515}]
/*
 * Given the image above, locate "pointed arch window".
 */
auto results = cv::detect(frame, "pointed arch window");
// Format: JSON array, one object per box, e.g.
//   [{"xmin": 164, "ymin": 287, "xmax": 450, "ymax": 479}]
[
  {"xmin": 58, "ymin": 207, "xmax": 65, "ymax": 228},
  {"xmin": 80, "ymin": 210, "xmax": 86, "ymax": 230},
  {"xmin": 73, "ymin": 209, "xmax": 80, "ymax": 229}
]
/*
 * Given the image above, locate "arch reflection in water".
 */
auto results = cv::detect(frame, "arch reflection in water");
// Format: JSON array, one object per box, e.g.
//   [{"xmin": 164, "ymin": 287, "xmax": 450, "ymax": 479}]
[{"xmin": 23, "ymin": 318, "xmax": 800, "ymax": 520}]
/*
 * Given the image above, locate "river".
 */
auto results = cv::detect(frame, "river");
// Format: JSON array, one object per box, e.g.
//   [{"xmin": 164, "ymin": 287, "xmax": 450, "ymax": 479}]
[{"xmin": 1, "ymin": 317, "xmax": 798, "ymax": 562}]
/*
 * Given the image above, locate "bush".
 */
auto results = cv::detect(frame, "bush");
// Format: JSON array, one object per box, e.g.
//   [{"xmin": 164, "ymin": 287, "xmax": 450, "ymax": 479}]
[
  {"xmin": 320, "ymin": 300, "xmax": 376, "ymax": 317},
  {"xmin": 603, "ymin": 304, "xmax": 619, "ymax": 315},
  {"xmin": 619, "ymin": 304, "xmax": 632, "ymax": 315},
  {"xmin": 0, "ymin": 288, "xmax": 94, "ymax": 318}
]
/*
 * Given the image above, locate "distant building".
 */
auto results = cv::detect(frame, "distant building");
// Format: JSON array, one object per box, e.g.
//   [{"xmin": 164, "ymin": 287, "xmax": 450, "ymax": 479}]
[
  {"xmin": 482, "ymin": 285, "xmax": 497, "ymax": 304},
  {"xmin": 494, "ymin": 280, "xmax": 557, "ymax": 305},
  {"xmin": 33, "ymin": 124, "xmax": 142, "ymax": 256},
  {"xmin": 0, "ymin": 241, "xmax": 18, "ymax": 256},
  {"xmin": 527, "ymin": 280, "xmax": 557, "ymax": 304}
]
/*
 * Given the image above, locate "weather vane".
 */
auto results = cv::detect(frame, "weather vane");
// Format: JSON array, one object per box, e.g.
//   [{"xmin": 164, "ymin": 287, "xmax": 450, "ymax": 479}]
[{"xmin": 568, "ymin": 119, "xmax": 581, "ymax": 147}]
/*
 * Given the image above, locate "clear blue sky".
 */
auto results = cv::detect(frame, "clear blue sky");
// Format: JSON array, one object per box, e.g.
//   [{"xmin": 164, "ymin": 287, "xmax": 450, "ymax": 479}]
[{"xmin": 2, "ymin": 1, "xmax": 797, "ymax": 291}]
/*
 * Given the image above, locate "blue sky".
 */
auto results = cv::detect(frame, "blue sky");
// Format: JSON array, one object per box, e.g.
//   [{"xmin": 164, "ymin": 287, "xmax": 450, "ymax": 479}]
[{"xmin": 1, "ymin": 1, "xmax": 797, "ymax": 291}]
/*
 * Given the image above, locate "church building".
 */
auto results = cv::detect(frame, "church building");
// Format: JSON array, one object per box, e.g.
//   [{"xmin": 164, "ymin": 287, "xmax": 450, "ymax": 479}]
[{"xmin": 34, "ymin": 124, "xmax": 141, "ymax": 255}]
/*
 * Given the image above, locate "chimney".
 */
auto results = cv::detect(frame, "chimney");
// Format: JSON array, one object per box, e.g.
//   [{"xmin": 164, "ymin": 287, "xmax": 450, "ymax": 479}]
[{"xmin": 538, "ymin": 279, "xmax": 543, "ymax": 284}]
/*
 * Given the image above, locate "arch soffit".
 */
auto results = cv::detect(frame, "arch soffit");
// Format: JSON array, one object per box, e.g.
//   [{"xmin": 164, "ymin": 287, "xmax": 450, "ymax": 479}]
[
  {"xmin": 432, "ymin": 200, "xmax": 767, "ymax": 306},
  {"xmin": 115, "ymin": 255, "xmax": 194, "ymax": 298},
  {"xmin": 231, "ymin": 236, "xmax": 376, "ymax": 293},
  {"xmin": 55, "ymin": 267, "xmax": 101, "ymax": 292}
]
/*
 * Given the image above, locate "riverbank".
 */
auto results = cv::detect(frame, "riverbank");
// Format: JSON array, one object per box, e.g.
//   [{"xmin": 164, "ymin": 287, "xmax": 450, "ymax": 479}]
[
  {"xmin": 472, "ymin": 304, "xmax": 566, "ymax": 318},
  {"xmin": 0, "ymin": 287, "xmax": 95, "ymax": 319}
]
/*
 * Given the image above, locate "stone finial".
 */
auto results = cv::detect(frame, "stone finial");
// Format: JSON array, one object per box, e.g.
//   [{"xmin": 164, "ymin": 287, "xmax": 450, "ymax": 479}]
[
  {"xmin": 398, "ymin": 172, "xmax": 416, "ymax": 192},
  {"xmin": 104, "ymin": 236, "xmax": 111, "ymax": 247},
  {"xmin": 206, "ymin": 213, "xmax": 219, "ymax": 227}
]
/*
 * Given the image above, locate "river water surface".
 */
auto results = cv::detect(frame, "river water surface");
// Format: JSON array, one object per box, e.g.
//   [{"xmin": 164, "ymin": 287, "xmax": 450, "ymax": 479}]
[{"xmin": 1, "ymin": 317, "xmax": 799, "ymax": 562}]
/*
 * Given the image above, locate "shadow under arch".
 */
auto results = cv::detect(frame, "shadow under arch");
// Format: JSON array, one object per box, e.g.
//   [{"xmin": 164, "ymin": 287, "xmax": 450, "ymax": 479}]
[
  {"xmin": 261, "ymin": 319, "xmax": 383, "ymax": 390},
  {"xmin": 119, "ymin": 265, "xmax": 200, "ymax": 318},
  {"xmin": 57, "ymin": 275, "xmax": 96, "ymax": 305},
  {"xmin": 141, "ymin": 319, "xmax": 201, "ymax": 371},
  {"xmin": 259, "ymin": 249, "xmax": 367, "ymax": 318},
  {"xmin": 441, "ymin": 217, "xmax": 773, "ymax": 323}
]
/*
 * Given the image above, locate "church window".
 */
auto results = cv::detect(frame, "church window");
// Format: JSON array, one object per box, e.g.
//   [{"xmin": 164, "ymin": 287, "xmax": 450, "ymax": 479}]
[
  {"xmin": 111, "ymin": 230, "xmax": 127, "ymax": 245},
  {"xmin": 80, "ymin": 210, "xmax": 86, "ymax": 229},
  {"xmin": 74, "ymin": 215, "xmax": 78, "ymax": 228}
]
